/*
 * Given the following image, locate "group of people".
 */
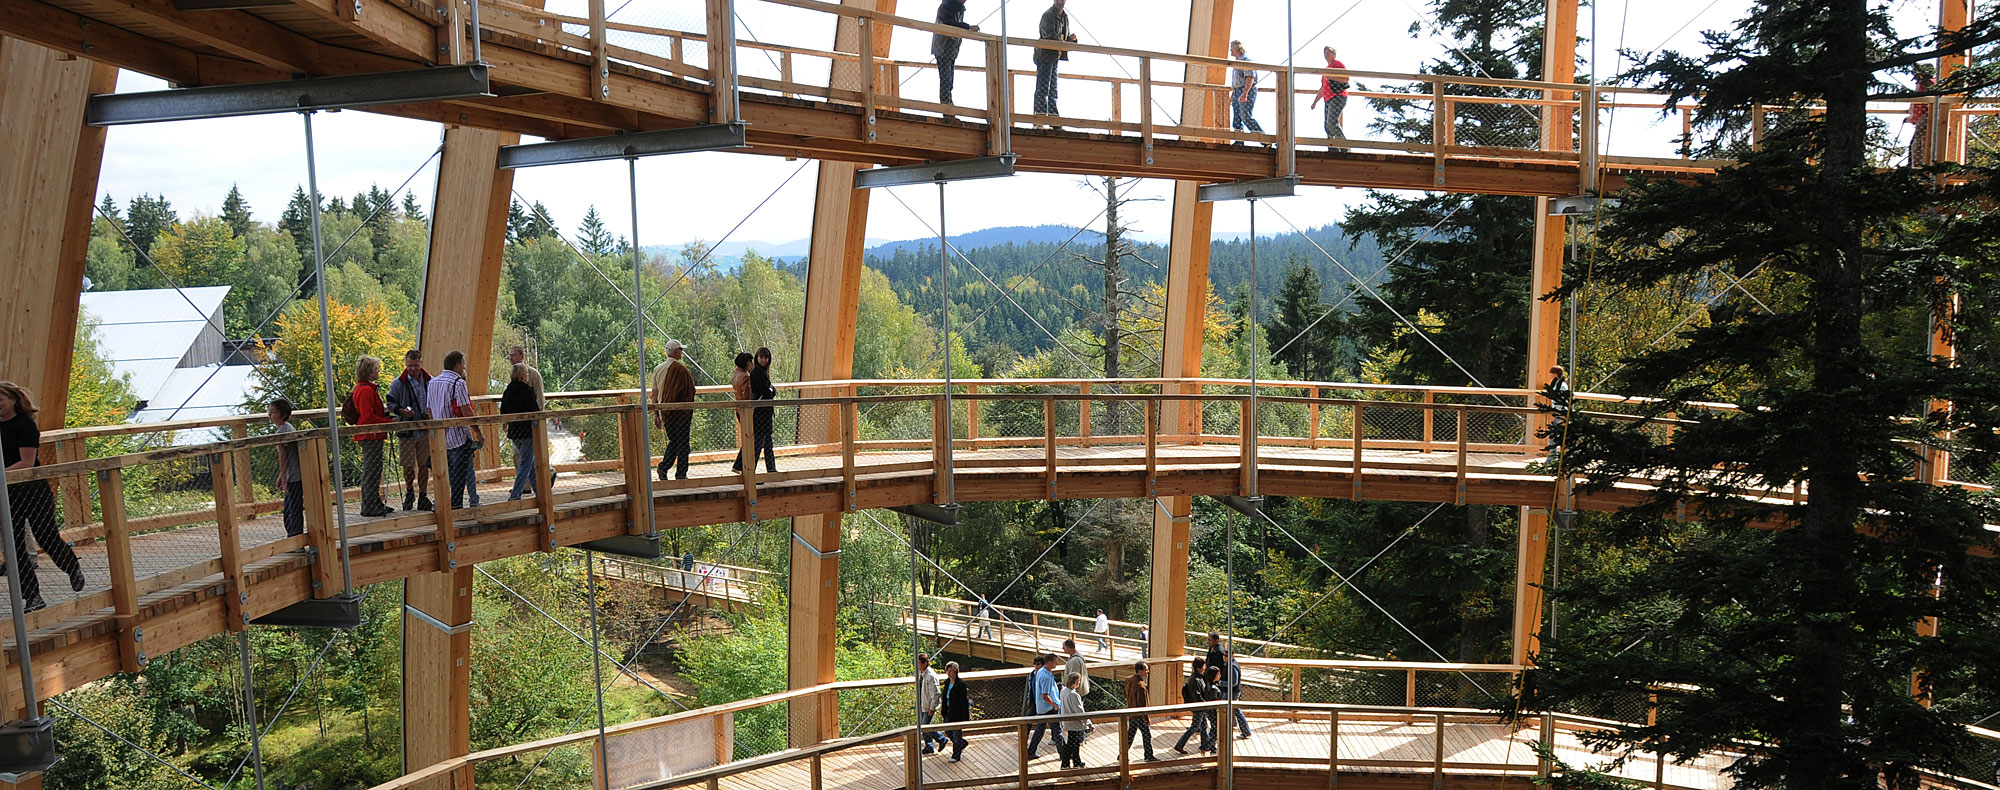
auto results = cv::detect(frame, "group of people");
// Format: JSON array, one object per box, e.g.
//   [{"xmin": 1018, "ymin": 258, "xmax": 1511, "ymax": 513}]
[
  {"xmin": 916, "ymin": 633, "xmax": 1254, "ymax": 767},
  {"xmin": 648, "ymin": 342, "xmax": 781, "ymax": 481},
  {"xmin": 335, "ymin": 347, "xmax": 548, "ymax": 520},
  {"xmin": 930, "ymin": 1, "xmax": 1350, "ymax": 146}
]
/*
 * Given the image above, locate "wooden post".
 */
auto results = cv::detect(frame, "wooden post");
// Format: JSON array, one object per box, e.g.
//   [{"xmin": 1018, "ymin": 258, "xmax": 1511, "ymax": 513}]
[
  {"xmin": 1455, "ymin": 409, "xmax": 1469, "ymax": 505},
  {"xmin": 1078, "ymin": 383, "xmax": 1091, "ymax": 446},
  {"xmin": 1422, "ymin": 392, "xmax": 1436, "ymax": 449},
  {"xmin": 1239, "ymin": 398, "xmax": 1254, "ymax": 496},
  {"xmin": 1329, "ymin": 707, "xmax": 1341, "ymax": 787},
  {"xmin": 738, "ymin": 406, "xmax": 758, "ymax": 522},
  {"xmin": 1144, "ymin": 399, "xmax": 1158, "ymax": 496},
  {"xmin": 987, "ymin": 33, "xmax": 1010, "ymax": 153},
  {"xmin": 1431, "ymin": 80, "xmax": 1449, "ymax": 187},
  {"xmin": 1351, "ymin": 403, "xmax": 1365, "ymax": 500},
  {"xmin": 857, "ymin": 17, "xmax": 878, "ymax": 141},
  {"xmin": 1140, "ymin": 58, "xmax": 1155, "ymax": 165},
  {"xmin": 300, "ymin": 437, "xmax": 339, "ymax": 597},
  {"xmin": 842, "ymin": 401, "xmax": 858, "ymax": 511},
  {"xmin": 534, "ymin": 418, "xmax": 557, "ymax": 552},
  {"xmin": 714, "ymin": 714, "xmax": 731, "ymax": 764},
  {"xmin": 1404, "ymin": 668, "xmax": 1416, "ymax": 707},
  {"xmin": 429, "ymin": 429, "xmax": 457, "ymax": 572},
  {"xmin": 622, "ymin": 409, "xmax": 654, "ymax": 535},
  {"xmin": 1111, "ymin": 79, "xmax": 1123, "ymax": 124},
  {"xmin": 99, "ymin": 469, "xmax": 143, "ymax": 672},
  {"xmin": 1044, "ymin": 397, "xmax": 1058, "ymax": 499},
  {"xmin": 212, "ymin": 453, "xmax": 247, "ymax": 631},
  {"xmin": 1275, "ymin": 70, "xmax": 1295, "ymax": 175},
  {"xmin": 932, "ymin": 395, "xmax": 951, "ymax": 505},
  {"xmin": 811, "ymin": 753, "xmax": 823, "ymax": 790},
  {"xmin": 1017, "ymin": 722, "xmax": 1030, "ymax": 790},
  {"xmin": 1432, "ymin": 713, "xmax": 1445, "ymax": 789},
  {"xmin": 588, "ymin": 0, "xmax": 609, "ymax": 100},
  {"xmin": 1537, "ymin": 713, "xmax": 1554, "ymax": 778},
  {"xmin": 966, "ymin": 384, "xmax": 981, "ymax": 447},
  {"xmin": 1307, "ymin": 386, "xmax": 1321, "ymax": 449},
  {"xmin": 1119, "ymin": 712, "xmax": 1133, "ymax": 785},
  {"xmin": 705, "ymin": 0, "xmax": 739, "ymax": 123},
  {"xmin": 55, "ymin": 440, "xmax": 88, "ymax": 534}
]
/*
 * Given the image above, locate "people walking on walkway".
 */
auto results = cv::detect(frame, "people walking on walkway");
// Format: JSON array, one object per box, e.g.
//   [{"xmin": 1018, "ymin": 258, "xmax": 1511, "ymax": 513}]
[
  {"xmin": 1063, "ymin": 638, "xmax": 1091, "ymax": 696},
  {"xmin": 501, "ymin": 362, "xmax": 541, "ymax": 501},
  {"xmin": 652, "ymin": 340, "xmax": 696, "ymax": 480},
  {"xmin": 1173, "ymin": 658, "xmax": 1214, "ymax": 754},
  {"xmin": 916, "ymin": 652, "xmax": 952, "ymax": 753},
  {"xmin": 1034, "ymin": 0, "xmax": 1076, "ymax": 119},
  {"xmin": 350, "ymin": 356, "xmax": 396, "ymax": 517},
  {"xmin": 973, "ymin": 593, "xmax": 995, "ymax": 638},
  {"xmin": 387, "ymin": 350, "xmax": 433, "ymax": 511},
  {"xmin": 1092, "ymin": 608, "xmax": 1110, "ymax": 653},
  {"xmin": 1310, "ymin": 46, "xmax": 1350, "ymax": 151},
  {"xmin": 1205, "ymin": 631, "xmax": 1224, "ymax": 670},
  {"xmin": 750, "ymin": 347, "xmax": 778, "ymax": 473},
  {"xmin": 1222, "ymin": 648, "xmax": 1252, "ymax": 739},
  {"xmin": 1230, "ymin": 40, "xmax": 1264, "ymax": 136},
  {"xmin": 729, "ymin": 352, "xmax": 753, "ymax": 473},
  {"xmin": 0, "ymin": 382, "xmax": 83, "ymax": 612},
  {"xmin": 1123, "ymin": 661, "xmax": 1160, "ymax": 761},
  {"xmin": 942, "ymin": 660, "xmax": 972, "ymax": 761},
  {"xmin": 1542, "ymin": 364, "xmax": 1572, "ymax": 454},
  {"xmin": 428, "ymin": 351, "xmax": 484, "ymax": 509},
  {"xmin": 1058, "ymin": 672, "xmax": 1092, "ymax": 768},
  {"xmin": 1025, "ymin": 653, "xmax": 1062, "ymax": 757},
  {"xmin": 933, "ymin": 0, "xmax": 979, "ymax": 106},
  {"xmin": 268, "ymin": 398, "xmax": 306, "ymax": 538}
]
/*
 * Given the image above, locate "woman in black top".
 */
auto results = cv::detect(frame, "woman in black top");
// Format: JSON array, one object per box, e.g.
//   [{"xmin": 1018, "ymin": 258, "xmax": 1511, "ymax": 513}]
[
  {"xmin": 941, "ymin": 660, "xmax": 972, "ymax": 761},
  {"xmin": 501, "ymin": 363, "xmax": 541, "ymax": 501},
  {"xmin": 750, "ymin": 347, "xmax": 778, "ymax": 473},
  {"xmin": 931, "ymin": 0, "xmax": 979, "ymax": 106},
  {"xmin": 0, "ymin": 382, "xmax": 83, "ymax": 612}
]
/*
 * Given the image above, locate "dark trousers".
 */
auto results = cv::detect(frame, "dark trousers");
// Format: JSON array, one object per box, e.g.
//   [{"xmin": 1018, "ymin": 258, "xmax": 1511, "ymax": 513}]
[
  {"xmin": 659, "ymin": 420, "xmax": 692, "ymax": 480},
  {"xmin": 919, "ymin": 711, "xmax": 950, "ymax": 749},
  {"xmin": 947, "ymin": 724, "xmax": 968, "ymax": 759},
  {"xmin": 1126, "ymin": 717, "xmax": 1155, "ymax": 758},
  {"xmin": 734, "ymin": 410, "xmax": 776, "ymax": 473},
  {"xmin": 359, "ymin": 439, "xmax": 388, "ymax": 514},
  {"xmin": 1060, "ymin": 729, "xmax": 1086, "ymax": 767},
  {"xmin": 447, "ymin": 445, "xmax": 476, "ymax": 509},
  {"xmin": 6, "ymin": 482, "xmax": 80, "ymax": 601},
  {"xmin": 1034, "ymin": 58, "xmax": 1060, "ymax": 115},
  {"xmin": 1232, "ymin": 97, "xmax": 1263, "ymax": 133},
  {"xmin": 1174, "ymin": 710, "xmax": 1213, "ymax": 752},
  {"xmin": 282, "ymin": 480, "xmax": 305, "ymax": 537},
  {"xmin": 1324, "ymin": 94, "xmax": 1348, "ymax": 144},
  {"xmin": 1026, "ymin": 710, "xmax": 1060, "ymax": 754},
  {"xmin": 938, "ymin": 54, "xmax": 958, "ymax": 105}
]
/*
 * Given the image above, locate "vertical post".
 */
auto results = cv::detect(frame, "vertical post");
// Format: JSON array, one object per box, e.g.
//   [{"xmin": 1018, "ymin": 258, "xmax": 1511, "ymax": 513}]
[
  {"xmin": 534, "ymin": 419, "xmax": 557, "ymax": 552},
  {"xmin": 1431, "ymin": 713, "xmax": 1444, "ymax": 789},
  {"xmin": 937, "ymin": 180, "xmax": 956, "ymax": 506},
  {"xmin": 1307, "ymin": 386, "xmax": 1320, "ymax": 449},
  {"xmin": 212, "ymin": 453, "xmax": 248, "ymax": 631},
  {"xmin": 1044, "ymin": 397, "xmax": 1058, "ymax": 499},
  {"xmin": 1238, "ymin": 399, "xmax": 1254, "ymax": 496},
  {"xmin": 966, "ymin": 385, "xmax": 981, "ymax": 447},
  {"xmin": 1119, "ymin": 712, "xmax": 1133, "ymax": 785},
  {"xmin": 231, "ymin": 423, "xmax": 255, "ymax": 508},
  {"xmin": 1421, "ymin": 392, "xmax": 1435, "ymax": 449},
  {"xmin": 738, "ymin": 405, "xmax": 758, "ymax": 522},
  {"xmin": 1350, "ymin": 404, "xmax": 1365, "ymax": 500},
  {"xmin": 589, "ymin": 0, "xmax": 609, "ymax": 99},
  {"xmin": 1144, "ymin": 399, "xmax": 1158, "ymax": 496},
  {"xmin": 627, "ymin": 159, "xmax": 657, "ymax": 542},
  {"xmin": 237, "ymin": 630, "xmax": 268, "ymax": 789},
  {"xmin": 858, "ymin": 17, "xmax": 878, "ymax": 141},
  {"xmin": 301, "ymin": 111, "xmax": 355, "ymax": 597},
  {"xmin": 100, "ymin": 469, "xmax": 143, "ymax": 672},
  {"xmin": 1016, "ymin": 722, "xmax": 1030, "ymax": 790},
  {"xmin": 1329, "ymin": 707, "xmax": 1340, "ymax": 787},
  {"xmin": 1140, "ymin": 58, "xmax": 1155, "ymax": 166},
  {"xmin": 1275, "ymin": 71, "xmax": 1295, "ymax": 175},
  {"xmin": 54, "ymin": 441, "xmax": 87, "ymax": 535},
  {"xmin": 429, "ymin": 429, "xmax": 457, "ymax": 572},
  {"xmin": 299, "ymin": 438, "xmax": 339, "ymax": 597},
  {"xmin": 1431, "ymin": 81, "xmax": 1449, "ymax": 187},
  {"xmin": 706, "ymin": 0, "xmax": 740, "ymax": 123},
  {"xmin": 1454, "ymin": 410, "xmax": 1469, "ymax": 505},
  {"xmin": 1077, "ymin": 383, "xmax": 1091, "ymax": 445},
  {"xmin": 842, "ymin": 401, "xmax": 858, "ymax": 511},
  {"xmin": 1404, "ymin": 668, "xmax": 1416, "ymax": 707},
  {"xmin": 987, "ymin": 32, "xmax": 1011, "ymax": 153}
]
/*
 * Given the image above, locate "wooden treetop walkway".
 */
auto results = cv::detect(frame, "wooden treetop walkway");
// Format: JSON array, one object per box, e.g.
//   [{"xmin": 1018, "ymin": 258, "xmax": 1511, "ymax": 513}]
[
  {"xmin": 4, "ymin": 376, "xmax": 1980, "ymax": 714},
  {"xmin": 6, "ymin": 0, "xmax": 1982, "ymax": 193}
]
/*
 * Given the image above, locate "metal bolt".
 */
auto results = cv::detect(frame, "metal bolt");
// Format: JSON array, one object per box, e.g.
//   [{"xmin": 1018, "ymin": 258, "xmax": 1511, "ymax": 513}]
[
  {"xmin": 448, "ymin": 559, "xmax": 458, "ymax": 570},
  {"xmin": 448, "ymin": 541, "xmax": 457, "ymax": 552},
  {"xmin": 353, "ymin": 0, "xmax": 362, "ymax": 13},
  {"xmin": 239, "ymin": 591, "xmax": 250, "ymax": 602},
  {"xmin": 132, "ymin": 626, "xmax": 144, "ymax": 640}
]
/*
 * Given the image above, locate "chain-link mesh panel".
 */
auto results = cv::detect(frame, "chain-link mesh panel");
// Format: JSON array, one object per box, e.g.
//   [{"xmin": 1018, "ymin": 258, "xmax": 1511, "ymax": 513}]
[
  {"xmin": 1297, "ymin": 666, "xmax": 1410, "ymax": 708},
  {"xmin": 1453, "ymin": 99, "xmax": 1543, "ymax": 150}
]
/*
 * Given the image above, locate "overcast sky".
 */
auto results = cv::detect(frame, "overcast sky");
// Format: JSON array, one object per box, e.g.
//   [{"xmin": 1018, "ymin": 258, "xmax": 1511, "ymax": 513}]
[{"xmin": 96, "ymin": 0, "xmax": 1947, "ymax": 252}]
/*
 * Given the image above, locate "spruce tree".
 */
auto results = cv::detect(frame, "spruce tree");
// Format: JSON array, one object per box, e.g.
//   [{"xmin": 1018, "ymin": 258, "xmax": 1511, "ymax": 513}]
[
  {"xmin": 96, "ymin": 194, "xmax": 121, "ymax": 225},
  {"xmin": 220, "ymin": 184, "xmax": 253, "ymax": 238},
  {"xmin": 401, "ymin": 191, "xmax": 425, "ymax": 221},
  {"xmin": 1526, "ymin": 2, "xmax": 2000, "ymax": 787},
  {"xmin": 577, "ymin": 206, "xmax": 616, "ymax": 258},
  {"xmin": 122, "ymin": 194, "xmax": 179, "ymax": 258},
  {"xmin": 279, "ymin": 187, "xmax": 315, "ymax": 258}
]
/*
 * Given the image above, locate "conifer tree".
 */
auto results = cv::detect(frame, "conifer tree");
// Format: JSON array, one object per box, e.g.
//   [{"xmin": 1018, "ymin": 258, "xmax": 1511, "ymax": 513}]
[
  {"xmin": 279, "ymin": 187, "xmax": 315, "ymax": 259},
  {"xmin": 220, "ymin": 184, "xmax": 253, "ymax": 238},
  {"xmin": 401, "ymin": 191, "xmax": 425, "ymax": 221},
  {"xmin": 1526, "ymin": 3, "xmax": 2000, "ymax": 787},
  {"xmin": 1265, "ymin": 259, "xmax": 1349, "ymax": 381},
  {"xmin": 577, "ymin": 206, "xmax": 616, "ymax": 258},
  {"xmin": 123, "ymin": 193, "xmax": 179, "ymax": 257}
]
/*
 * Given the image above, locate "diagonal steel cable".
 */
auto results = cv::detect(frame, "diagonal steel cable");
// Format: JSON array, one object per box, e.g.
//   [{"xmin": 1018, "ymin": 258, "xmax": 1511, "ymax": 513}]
[
  {"xmin": 475, "ymin": 565, "xmax": 691, "ymax": 710},
  {"xmin": 1248, "ymin": 503, "xmax": 1446, "ymax": 655},
  {"xmin": 1263, "ymin": 202, "xmax": 1508, "ymax": 400},
  {"xmin": 1265, "ymin": 203, "xmax": 1463, "ymax": 364},
  {"xmin": 1583, "ymin": 261, "xmax": 1769, "ymax": 393},
  {"xmin": 220, "ymin": 585, "xmax": 381, "ymax": 787},
  {"xmin": 1249, "ymin": 506, "xmax": 1498, "ymax": 701},
  {"xmin": 551, "ymin": 159, "xmax": 812, "ymax": 394},
  {"xmin": 47, "ymin": 697, "xmax": 219, "ymax": 789}
]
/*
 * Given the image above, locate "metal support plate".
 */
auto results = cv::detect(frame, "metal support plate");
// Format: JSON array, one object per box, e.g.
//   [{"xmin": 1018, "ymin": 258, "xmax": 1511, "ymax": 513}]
[
  {"xmin": 575, "ymin": 533, "xmax": 662, "ymax": 559},
  {"xmin": 0, "ymin": 717, "xmax": 56, "ymax": 776},
  {"xmin": 252, "ymin": 592, "xmax": 364, "ymax": 629},
  {"xmin": 888, "ymin": 503, "xmax": 961, "ymax": 526}
]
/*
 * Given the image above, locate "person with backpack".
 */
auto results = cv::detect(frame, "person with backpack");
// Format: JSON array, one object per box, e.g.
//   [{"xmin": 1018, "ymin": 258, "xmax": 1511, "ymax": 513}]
[
  {"xmin": 386, "ymin": 350, "xmax": 433, "ymax": 511},
  {"xmin": 1309, "ymin": 46, "xmax": 1350, "ymax": 151},
  {"xmin": 347, "ymin": 355, "xmax": 396, "ymax": 517}
]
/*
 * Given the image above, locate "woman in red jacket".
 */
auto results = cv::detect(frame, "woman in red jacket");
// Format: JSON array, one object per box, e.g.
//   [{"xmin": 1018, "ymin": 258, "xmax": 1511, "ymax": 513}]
[{"xmin": 352, "ymin": 356, "xmax": 397, "ymax": 517}]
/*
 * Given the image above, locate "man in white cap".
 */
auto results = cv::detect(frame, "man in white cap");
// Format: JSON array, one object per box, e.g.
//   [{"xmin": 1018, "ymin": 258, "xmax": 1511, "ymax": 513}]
[{"xmin": 651, "ymin": 339, "xmax": 696, "ymax": 479}]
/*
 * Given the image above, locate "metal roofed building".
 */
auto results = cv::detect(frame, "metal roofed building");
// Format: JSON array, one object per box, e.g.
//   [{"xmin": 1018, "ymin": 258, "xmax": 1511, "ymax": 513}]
[{"xmin": 77, "ymin": 286, "xmax": 258, "ymax": 438}]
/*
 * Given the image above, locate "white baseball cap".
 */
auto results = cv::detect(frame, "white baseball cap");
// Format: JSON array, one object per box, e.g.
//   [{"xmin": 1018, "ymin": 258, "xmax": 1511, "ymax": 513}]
[{"xmin": 664, "ymin": 339, "xmax": 685, "ymax": 353}]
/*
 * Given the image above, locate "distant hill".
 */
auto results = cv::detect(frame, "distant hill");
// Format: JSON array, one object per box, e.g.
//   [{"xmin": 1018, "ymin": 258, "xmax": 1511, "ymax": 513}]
[{"xmin": 866, "ymin": 225, "xmax": 1107, "ymax": 258}]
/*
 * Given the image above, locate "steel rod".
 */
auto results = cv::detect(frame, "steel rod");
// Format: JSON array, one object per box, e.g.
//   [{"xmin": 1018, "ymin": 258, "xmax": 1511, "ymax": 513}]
[
  {"xmin": 939, "ymin": 181, "xmax": 955, "ymax": 504},
  {"xmin": 303, "ymin": 111, "xmax": 355, "ymax": 596},
  {"xmin": 236, "ymin": 629, "xmax": 268, "ymax": 790},
  {"xmin": 0, "ymin": 451, "xmax": 35, "ymax": 712},
  {"xmin": 629, "ymin": 158, "xmax": 658, "ymax": 535}
]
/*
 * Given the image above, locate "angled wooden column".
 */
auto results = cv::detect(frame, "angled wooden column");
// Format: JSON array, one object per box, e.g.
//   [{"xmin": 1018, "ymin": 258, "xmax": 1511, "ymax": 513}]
[
  {"xmin": 1515, "ymin": 0, "xmax": 1578, "ymax": 668},
  {"xmin": 1148, "ymin": 0, "xmax": 1232, "ymax": 704},
  {"xmin": 0, "ymin": 39, "xmax": 116, "ymax": 432},
  {"xmin": 402, "ymin": 126, "xmax": 514, "ymax": 787},
  {"xmin": 787, "ymin": 0, "xmax": 896, "ymax": 748}
]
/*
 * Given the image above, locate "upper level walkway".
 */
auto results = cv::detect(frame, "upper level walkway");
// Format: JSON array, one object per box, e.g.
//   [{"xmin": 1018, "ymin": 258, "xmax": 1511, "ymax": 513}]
[
  {"xmin": 6, "ymin": 0, "xmax": 1981, "ymax": 194},
  {"xmin": 2, "ymin": 376, "xmax": 1980, "ymax": 711}
]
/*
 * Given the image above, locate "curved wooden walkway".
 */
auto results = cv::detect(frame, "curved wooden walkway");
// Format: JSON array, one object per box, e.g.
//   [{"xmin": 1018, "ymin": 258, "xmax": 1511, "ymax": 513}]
[{"xmin": 0, "ymin": 377, "xmax": 1889, "ymax": 710}]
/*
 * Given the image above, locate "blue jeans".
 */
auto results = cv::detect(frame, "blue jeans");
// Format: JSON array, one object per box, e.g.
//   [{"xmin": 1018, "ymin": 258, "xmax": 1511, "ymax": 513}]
[
  {"xmin": 919, "ymin": 711, "xmax": 949, "ymax": 749},
  {"xmin": 508, "ymin": 436, "xmax": 536, "ymax": 500},
  {"xmin": 447, "ymin": 445, "xmax": 478, "ymax": 509}
]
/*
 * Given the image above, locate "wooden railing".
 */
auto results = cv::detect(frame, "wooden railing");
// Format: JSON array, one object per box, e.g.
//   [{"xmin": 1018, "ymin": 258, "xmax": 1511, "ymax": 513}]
[{"xmin": 448, "ymin": 0, "xmax": 1984, "ymax": 185}]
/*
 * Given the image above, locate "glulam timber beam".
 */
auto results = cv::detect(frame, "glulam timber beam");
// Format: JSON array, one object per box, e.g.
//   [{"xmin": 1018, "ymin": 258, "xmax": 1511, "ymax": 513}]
[
  {"xmin": 787, "ymin": 0, "xmax": 895, "ymax": 748},
  {"xmin": 63, "ymin": 0, "xmax": 412, "ymax": 75},
  {"xmin": 1514, "ymin": 0, "xmax": 1578, "ymax": 668},
  {"xmin": 1148, "ymin": 0, "xmax": 1232, "ymax": 704},
  {"xmin": 0, "ymin": 38, "xmax": 117, "ymax": 432}
]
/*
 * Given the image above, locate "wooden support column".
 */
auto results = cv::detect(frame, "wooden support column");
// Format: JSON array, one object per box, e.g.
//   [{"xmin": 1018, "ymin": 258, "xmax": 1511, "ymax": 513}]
[
  {"xmin": 786, "ymin": 2, "xmax": 896, "ymax": 748},
  {"xmin": 401, "ymin": 125, "xmax": 511, "ymax": 789},
  {"xmin": 1516, "ymin": 0, "xmax": 1577, "ymax": 669},
  {"xmin": 402, "ymin": 568, "xmax": 473, "ymax": 789},
  {"xmin": 0, "ymin": 39, "xmax": 116, "ymax": 432},
  {"xmin": 1148, "ymin": 0, "xmax": 1233, "ymax": 705}
]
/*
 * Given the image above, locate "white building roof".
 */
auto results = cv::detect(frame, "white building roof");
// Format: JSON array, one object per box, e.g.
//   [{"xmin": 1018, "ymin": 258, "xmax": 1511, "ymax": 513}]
[
  {"xmin": 78, "ymin": 286, "xmax": 231, "ymax": 403},
  {"xmin": 130, "ymin": 365, "xmax": 262, "ymax": 445}
]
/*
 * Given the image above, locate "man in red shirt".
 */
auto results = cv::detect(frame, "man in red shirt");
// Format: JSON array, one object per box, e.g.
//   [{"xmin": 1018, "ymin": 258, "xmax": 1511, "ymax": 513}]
[{"xmin": 1309, "ymin": 46, "xmax": 1350, "ymax": 152}]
